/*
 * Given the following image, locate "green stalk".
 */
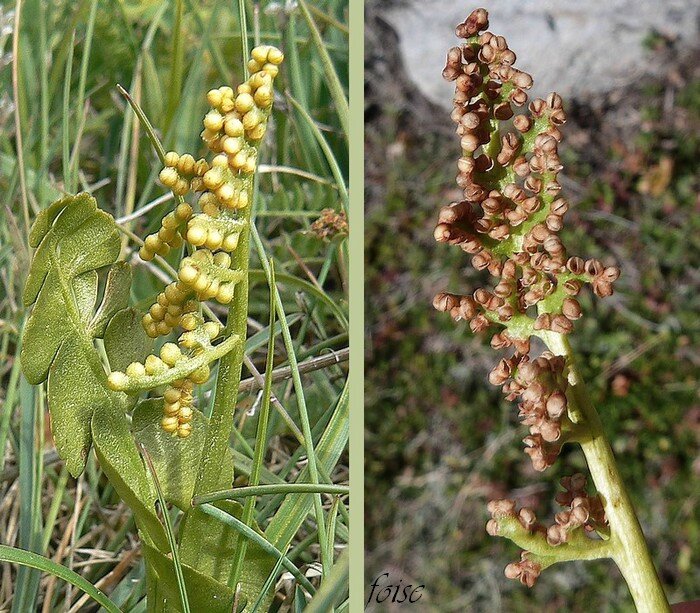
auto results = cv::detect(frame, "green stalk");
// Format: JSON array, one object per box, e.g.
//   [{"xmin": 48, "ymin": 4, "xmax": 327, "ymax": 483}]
[
  {"xmin": 163, "ymin": 0, "xmax": 184, "ymax": 132},
  {"xmin": 12, "ymin": 0, "xmax": 30, "ymax": 243},
  {"xmin": 251, "ymin": 225, "xmax": 331, "ymax": 577},
  {"xmin": 190, "ymin": 201, "xmax": 252, "ymax": 497},
  {"xmin": 62, "ymin": 31, "xmax": 75, "ymax": 194},
  {"xmin": 304, "ymin": 549, "xmax": 348, "ymax": 613},
  {"xmin": 227, "ymin": 260, "xmax": 277, "ymax": 590},
  {"xmin": 297, "ymin": 0, "xmax": 349, "ymax": 139},
  {"xmin": 184, "ymin": 54, "xmax": 281, "ymax": 562},
  {"xmin": 37, "ymin": 0, "xmax": 49, "ymax": 206},
  {"xmin": 237, "ymin": 0, "xmax": 249, "ymax": 79},
  {"xmin": 542, "ymin": 332, "xmax": 670, "ymax": 613}
]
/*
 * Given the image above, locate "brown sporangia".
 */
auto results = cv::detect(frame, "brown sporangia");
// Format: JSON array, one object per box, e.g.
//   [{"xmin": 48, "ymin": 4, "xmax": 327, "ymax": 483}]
[{"xmin": 433, "ymin": 8, "xmax": 619, "ymax": 587}]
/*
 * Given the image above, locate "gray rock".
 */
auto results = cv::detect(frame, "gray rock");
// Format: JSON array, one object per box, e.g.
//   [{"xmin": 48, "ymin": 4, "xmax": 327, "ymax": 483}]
[{"xmin": 382, "ymin": 0, "xmax": 699, "ymax": 106}]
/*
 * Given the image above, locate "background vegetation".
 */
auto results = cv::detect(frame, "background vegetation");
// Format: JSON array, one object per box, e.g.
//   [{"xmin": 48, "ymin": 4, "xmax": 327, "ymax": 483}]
[
  {"xmin": 365, "ymin": 8, "xmax": 699, "ymax": 611},
  {"xmin": 0, "ymin": 0, "xmax": 348, "ymax": 610}
]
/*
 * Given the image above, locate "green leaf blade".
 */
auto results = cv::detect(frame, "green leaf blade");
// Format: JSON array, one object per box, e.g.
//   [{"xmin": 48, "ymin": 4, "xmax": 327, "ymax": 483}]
[
  {"xmin": 21, "ymin": 192, "xmax": 126, "ymax": 475},
  {"xmin": 178, "ymin": 502, "xmax": 276, "ymax": 608},
  {"xmin": 91, "ymin": 262, "xmax": 132, "ymax": 337},
  {"xmin": 91, "ymin": 402, "xmax": 168, "ymax": 552},
  {"xmin": 104, "ymin": 307, "xmax": 152, "ymax": 373},
  {"xmin": 23, "ymin": 193, "xmax": 120, "ymax": 306},
  {"xmin": 143, "ymin": 542, "xmax": 237, "ymax": 613},
  {"xmin": 48, "ymin": 336, "xmax": 108, "ymax": 477},
  {"xmin": 21, "ymin": 274, "xmax": 70, "ymax": 385},
  {"xmin": 132, "ymin": 399, "xmax": 233, "ymax": 511}
]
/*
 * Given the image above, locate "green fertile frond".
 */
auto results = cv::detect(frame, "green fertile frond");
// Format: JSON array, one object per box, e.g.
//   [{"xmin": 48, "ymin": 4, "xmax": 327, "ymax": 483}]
[{"xmin": 108, "ymin": 45, "xmax": 284, "ymax": 441}]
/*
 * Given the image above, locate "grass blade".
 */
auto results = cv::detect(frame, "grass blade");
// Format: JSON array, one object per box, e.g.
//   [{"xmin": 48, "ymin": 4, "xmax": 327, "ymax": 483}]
[
  {"xmin": 305, "ymin": 549, "xmax": 348, "ymax": 613},
  {"xmin": 163, "ymin": 0, "xmax": 184, "ymax": 132},
  {"xmin": 182, "ymin": 0, "xmax": 229, "ymax": 81},
  {"xmin": 248, "ymin": 269, "xmax": 348, "ymax": 329},
  {"xmin": 62, "ymin": 30, "xmax": 76, "ymax": 193},
  {"xmin": 40, "ymin": 467, "xmax": 70, "ymax": 552},
  {"xmin": 250, "ymin": 553, "xmax": 286, "ymax": 612},
  {"xmin": 36, "ymin": 0, "xmax": 50, "ymax": 205},
  {"xmin": 68, "ymin": 0, "xmax": 98, "ymax": 189},
  {"xmin": 294, "ymin": 585, "xmax": 308, "ymax": 612},
  {"xmin": 193, "ymin": 483, "xmax": 349, "ymax": 505},
  {"xmin": 250, "ymin": 224, "xmax": 332, "ymax": 577},
  {"xmin": 286, "ymin": 94, "xmax": 348, "ymax": 212},
  {"xmin": 198, "ymin": 503, "xmax": 315, "ymax": 595},
  {"xmin": 140, "ymin": 444, "xmax": 191, "ymax": 613},
  {"xmin": 237, "ymin": 0, "xmax": 249, "ymax": 78},
  {"xmin": 12, "ymin": 376, "xmax": 42, "ymax": 613},
  {"xmin": 75, "ymin": 0, "xmax": 98, "ymax": 118},
  {"xmin": 116, "ymin": 83, "xmax": 192, "ymax": 218},
  {"xmin": 0, "ymin": 342, "xmax": 22, "ymax": 474},
  {"xmin": 116, "ymin": 84, "xmax": 166, "ymax": 164},
  {"xmin": 325, "ymin": 496, "xmax": 341, "ymax": 567},
  {"xmin": 12, "ymin": 0, "xmax": 30, "ymax": 241},
  {"xmin": 264, "ymin": 381, "xmax": 349, "ymax": 550},
  {"xmin": 283, "ymin": 12, "xmax": 325, "ymax": 174},
  {"xmin": 307, "ymin": 3, "xmax": 348, "ymax": 35},
  {"xmin": 0, "ymin": 545, "xmax": 122, "ymax": 613},
  {"xmin": 297, "ymin": 0, "xmax": 348, "ymax": 138}
]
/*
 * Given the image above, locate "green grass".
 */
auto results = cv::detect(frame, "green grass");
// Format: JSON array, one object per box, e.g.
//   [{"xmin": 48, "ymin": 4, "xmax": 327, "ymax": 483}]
[
  {"xmin": 364, "ymin": 66, "xmax": 700, "ymax": 610},
  {"xmin": 0, "ymin": 0, "xmax": 348, "ymax": 610}
]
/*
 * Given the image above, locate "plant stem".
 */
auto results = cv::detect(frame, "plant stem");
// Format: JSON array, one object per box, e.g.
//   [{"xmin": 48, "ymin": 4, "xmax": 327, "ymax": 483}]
[
  {"xmin": 177, "ymin": 201, "xmax": 253, "ymax": 571},
  {"xmin": 227, "ymin": 259, "xmax": 277, "ymax": 590},
  {"xmin": 190, "ymin": 205, "xmax": 252, "ymax": 497},
  {"xmin": 543, "ymin": 332, "xmax": 670, "ymax": 613}
]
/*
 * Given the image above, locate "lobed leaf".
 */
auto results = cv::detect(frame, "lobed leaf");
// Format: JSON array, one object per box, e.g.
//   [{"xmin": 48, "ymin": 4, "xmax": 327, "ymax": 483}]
[
  {"xmin": 21, "ymin": 193, "xmax": 123, "ymax": 476},
  {"xmin": 23, "ymin": 193, "xmax": 120, "ymax": 307},
  {"xmin": 92, "ymin": 401, "xmax": 168, "ymax": 552},
  {"xmin": 48, "ymin": 336, "xmax": 111, "ymax": 477},
  {"xmin": 21, "ymin": 195, "xmax": 173, "ymax": 559}
]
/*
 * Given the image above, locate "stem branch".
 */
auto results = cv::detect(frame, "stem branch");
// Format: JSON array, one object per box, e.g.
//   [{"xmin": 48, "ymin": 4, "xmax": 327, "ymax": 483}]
[{"xmin": 542, "ymin": 332, "xmax": 670, "ymax": 613}]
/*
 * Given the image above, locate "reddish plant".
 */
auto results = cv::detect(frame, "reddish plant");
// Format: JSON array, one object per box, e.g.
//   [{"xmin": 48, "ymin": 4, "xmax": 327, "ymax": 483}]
[{"xmin": 433, "ymin": 9, "xmax": 670, "ymax": 611}]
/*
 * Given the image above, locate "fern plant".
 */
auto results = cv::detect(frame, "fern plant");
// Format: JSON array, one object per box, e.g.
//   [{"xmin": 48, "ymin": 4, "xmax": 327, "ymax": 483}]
[
  {"xmin": 433, "ymin": 9, "xmax": 671, "ymax": 611},
  {"xmin": 20, "ymin": 46, "xmax": 293, "ymax": 612}
]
